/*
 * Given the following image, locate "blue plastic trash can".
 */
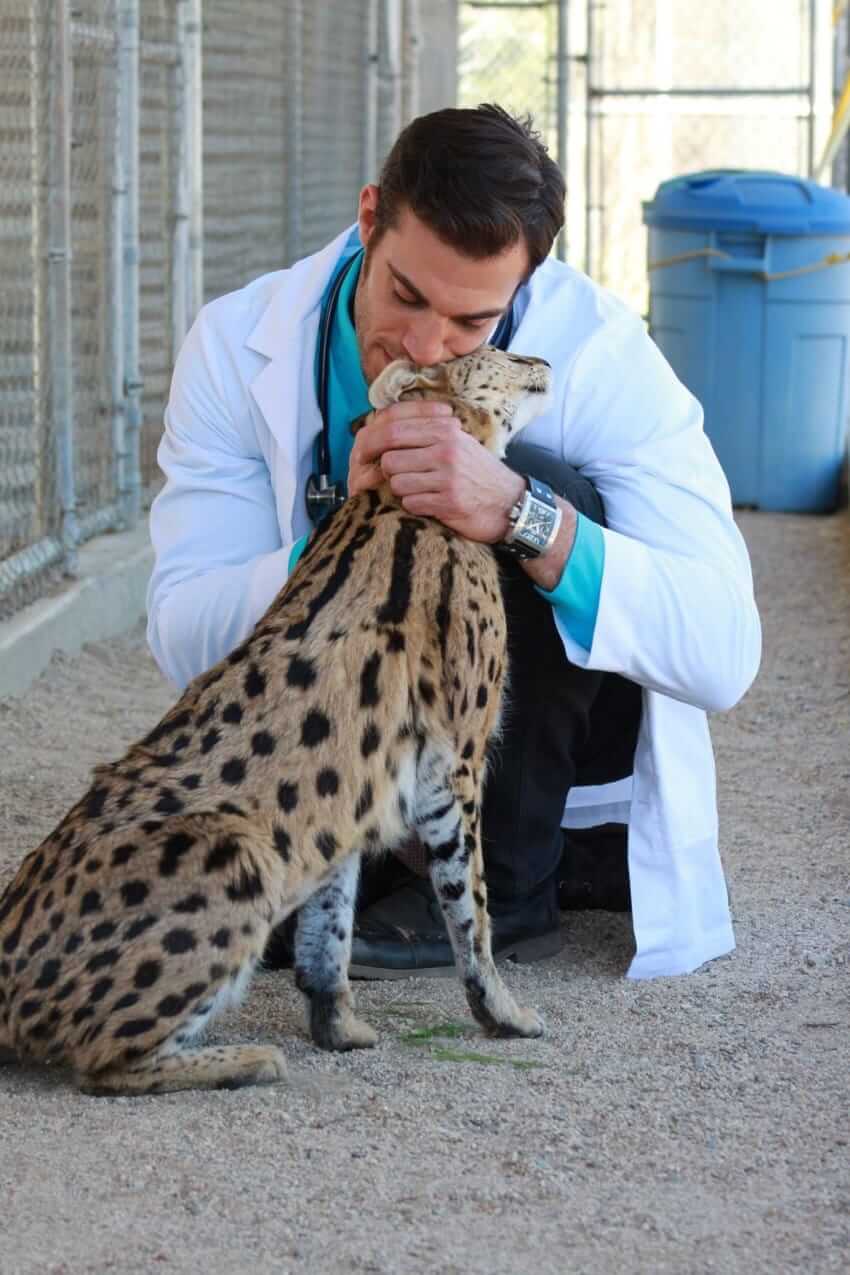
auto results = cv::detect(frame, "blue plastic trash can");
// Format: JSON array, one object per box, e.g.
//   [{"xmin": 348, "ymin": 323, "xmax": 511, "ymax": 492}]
[{"xmin": 643, "ymin": 170, "xmax": 850, "ymax": 511}]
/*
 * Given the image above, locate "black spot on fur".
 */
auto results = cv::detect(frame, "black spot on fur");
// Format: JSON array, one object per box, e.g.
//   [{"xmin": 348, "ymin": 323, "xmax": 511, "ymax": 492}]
[
  {"xmin": 86, "ymin": 948, "xmax": 120, "ymax": 974},
  {"xmin": 244, "ymin": 664, "xmax": 266, "ymax": 697},
  {"xmin": 200, "ymin": 729, "xmax": 221, "ymax": 755},
  {"xmin": 80, "ymin": 890, "xmax": 102, "ymax": 917},
  {"xmin": 120, "ymin": 881, "xmax": 149, "ymax": 908},
  {"xmin": 111, "ymin": 843, "xmax": 137, "ymax": 867},
  {"xmin": 125, "ymin": 914, "xmax": 158, "ymax": 941},
  {"xmin": 159, "ymin": 831, "xmax": 195, "ymax": 877},
  {"xmin": 143, "ymin": 709, "xmax": 192, "ymax": 748},
  {"xmin": 462, "ymin": 738, "xmax": 475, "ymax": 760},
  {"xmin": 315, "ymin": 831, "xmax": 338, "ymax": 862},
  {"xmin": 418, "ymin": 678, "xmax": 436, "ymax": 707},
  {"xmin": 204, "ymin": 836, "xmax": 240, "ymax": 874},
  {"xmin": 19, "ymin": 999, "xmax": 42, "ymax": 1019},
  {"xmin": 163, "ymin": 928, "xmax": 196, "ymax": 955},
  {"xmin": 354, "ymin": 781, "xmax": 374, "ymax": 821},
  {"xmin": 217, "ymin": 801, "xmax": 244, "ymax": 816},
  {"xmin": 227, "ymin": 865, "xmax": 264, "ymax": 902},
  {"xmin": 174, "ymin": 893, "xmax": 207, "ymax": 914},
  {"xmin": 180, "ymin": 773, "xmax": 202, "ymax": 790},
  {"xmin": 316, "ymin": 768, "xmax": 339, "ymax": 797},
  {"xmin": 386, "ymin": 629, "xmax": 405, "ymax": 653},
  {"xmin": 114, "ymin": 1017, "xmax": 158, "ymax": 1039},
  {"xmin": 361, "ymin": 722, "xmax": 380, "ymax": 758},
  {"xmin": 360, "ymin": 653, "xmax": 382, "ymax": 708},
  {"xmin": 273, "ymin": 826, "xmax": 291, "ymax": 860},
  {"xmin": 85, "ymin": 786, "xmax": 109, "ymax": 819},
  {"xmin": 89, "ymin": 977, "xmax": 113, "ymax": 1003},
  {"xmin": 157, "ymin": 994, "xmax": 186, "ymax": 1017},
  {"xmin": 221, "ymin": 757, "xmax": 246, "ymax": 785},
  {"xmin": 196, "ymin": 701, "xmax": 217, "ymax": 728},
  {"xmin": 134, "ymin": 960, "xmax": 161, "ymax": 988},
  {"xmin": 476, "ymin": 684, "xmax": 488, "ymax": 709},
  {"xmin": 251, "ymin": 731, "xmax": 276, "ymax": 757},
  {"xmin": 154, "ymin": 789, "xmax": 184, "ymax": 815},
  {"xmin": 277, "ymin": 781, "xmax": 298, "ymax": 812},
  {"xmin": 28, "ymin": 932, "xmax": 49, "ymax": 956},
  {"xmin": 64, "ymin": 932, "xmax": 83, "ymax": 955},
  {"xmin": 34, "ymin": 958, "xmax": 61, "ymax": 989},
  {"xmin": 287, "ymin": 656, "xmax": 317, "ymax": 689},
  {"xmin": 301, "ymin": 710, "xmax": 331, "ymax": 748},
  {"xmin": 210, "ymin": 928, "xmax": 231, "ymax": 949},
  {"xmin": 113, "ymin": 992, "xmax": 139, "ymax": 1011}
]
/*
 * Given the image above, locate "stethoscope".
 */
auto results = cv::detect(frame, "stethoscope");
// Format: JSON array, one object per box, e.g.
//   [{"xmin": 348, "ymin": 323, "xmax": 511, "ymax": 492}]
[{"xmin": 305, "ymin": 248, "xmax": 517, "ymax": 525}]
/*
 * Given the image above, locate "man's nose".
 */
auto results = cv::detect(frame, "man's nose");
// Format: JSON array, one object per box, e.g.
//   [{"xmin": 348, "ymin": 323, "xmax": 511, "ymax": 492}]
[{"xmin": 401, "ymin": 313, "xmax": 449, "ymax": 368}]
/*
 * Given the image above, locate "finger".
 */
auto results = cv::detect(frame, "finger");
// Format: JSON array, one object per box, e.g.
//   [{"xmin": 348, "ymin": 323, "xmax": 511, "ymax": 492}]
[
  {"xmin": 357, "ymin": 417, "xmax": 461, "ymax": 466},
  {"xmin": 374, "ymin": 400, "xmax": 454, "ymax": 423},
  {"xmin": 386, "ymin": 470, "xmax": 443, "ymax": 498},
  {"xmin": 380, "ymin": 445, "xmax": 443, "ymax": 476}
]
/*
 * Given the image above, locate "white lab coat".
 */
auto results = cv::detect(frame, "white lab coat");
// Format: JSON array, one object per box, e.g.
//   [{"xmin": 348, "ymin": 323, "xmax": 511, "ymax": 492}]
[{"xmin": 147, "ymin": 225, "xmax": 762, "ymax": 980}]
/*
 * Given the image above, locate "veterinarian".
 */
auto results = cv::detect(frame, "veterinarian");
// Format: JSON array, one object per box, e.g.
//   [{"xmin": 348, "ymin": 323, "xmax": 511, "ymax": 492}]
[{"xmin": 146, "ymin": 105, "xmax": 761, "ymax": 981}]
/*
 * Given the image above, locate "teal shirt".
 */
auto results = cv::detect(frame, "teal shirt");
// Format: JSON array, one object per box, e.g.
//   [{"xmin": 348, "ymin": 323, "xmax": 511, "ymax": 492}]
[{"xmin": 289, "ymin": 244, "xmax": 604, "ymax": 652}]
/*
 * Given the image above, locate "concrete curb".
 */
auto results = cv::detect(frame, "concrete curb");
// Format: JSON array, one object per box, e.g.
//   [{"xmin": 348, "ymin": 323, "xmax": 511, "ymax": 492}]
[{"xmin": 0, "ymin": 524, "xmax": 154, "ymax": 699}]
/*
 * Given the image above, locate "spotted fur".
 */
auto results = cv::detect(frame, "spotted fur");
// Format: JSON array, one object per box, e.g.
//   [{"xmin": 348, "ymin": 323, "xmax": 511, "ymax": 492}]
[{"xmin": 0, "ymin": 347, "xmax": 552, "ymax": 1095}]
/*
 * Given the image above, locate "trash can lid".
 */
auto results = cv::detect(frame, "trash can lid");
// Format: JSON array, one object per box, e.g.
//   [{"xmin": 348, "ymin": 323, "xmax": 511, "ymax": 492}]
[{"xmin": 642, "ymin": 170, "xmax": 850, "ymax": 235}]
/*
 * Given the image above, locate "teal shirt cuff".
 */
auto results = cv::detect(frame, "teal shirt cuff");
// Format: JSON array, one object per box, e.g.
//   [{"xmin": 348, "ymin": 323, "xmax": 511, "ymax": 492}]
[
  {"xmin": 288, "ymin": 534, "xmax": 309, "ymax": 575},
  {"xmin": 534, "ymin": 513, "xmax": 605, "ymax": 653}
]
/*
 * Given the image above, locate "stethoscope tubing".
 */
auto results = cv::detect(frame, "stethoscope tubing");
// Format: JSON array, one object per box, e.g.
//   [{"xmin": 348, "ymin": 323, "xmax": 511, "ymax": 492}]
[{"xmin": 307, "ymin": 248, "xmax": 516, "ymax": 525}]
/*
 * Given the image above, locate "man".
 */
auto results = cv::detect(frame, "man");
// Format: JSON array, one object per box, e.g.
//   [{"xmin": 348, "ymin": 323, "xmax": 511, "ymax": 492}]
[{"xmin": 147, "ymin": 105, "xmax": 761, "ymax": 981}]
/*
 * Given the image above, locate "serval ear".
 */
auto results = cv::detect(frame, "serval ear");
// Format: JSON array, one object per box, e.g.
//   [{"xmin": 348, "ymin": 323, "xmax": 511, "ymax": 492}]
[{"xmin": 368, "ymin": 359, "xmax": 447, "ymax": 409}]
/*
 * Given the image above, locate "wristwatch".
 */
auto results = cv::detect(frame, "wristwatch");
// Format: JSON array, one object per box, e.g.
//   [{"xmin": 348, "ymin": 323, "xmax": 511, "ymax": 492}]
[{"xmin": 497, "ymin": 474, "xmax": 562, "ymax": 560}]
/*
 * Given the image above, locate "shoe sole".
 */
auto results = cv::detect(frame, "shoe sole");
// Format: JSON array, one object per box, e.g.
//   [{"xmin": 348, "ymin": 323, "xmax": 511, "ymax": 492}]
[{"xmin": 348, "ymin": 926, "xmax": 565, "ymax": 981}]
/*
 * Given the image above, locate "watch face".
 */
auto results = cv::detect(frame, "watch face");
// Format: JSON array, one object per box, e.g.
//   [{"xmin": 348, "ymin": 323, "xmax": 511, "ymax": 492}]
[{"xmin": 525, "ymin": 503, "xmax": 554, "ymax": 548}]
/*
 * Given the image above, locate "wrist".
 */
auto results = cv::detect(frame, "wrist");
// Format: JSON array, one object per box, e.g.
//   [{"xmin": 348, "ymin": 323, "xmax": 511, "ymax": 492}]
[
  {"xmin": 519, "ymin": 497, "xmax": 578, "ymax": 591},
  {"xmin": 500, "ymin": 472, "xmax": 528, "ymax": 539}
]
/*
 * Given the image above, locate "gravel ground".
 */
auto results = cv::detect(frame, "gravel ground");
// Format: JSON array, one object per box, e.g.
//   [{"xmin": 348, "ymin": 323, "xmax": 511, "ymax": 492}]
[{"xmin": 1, "ymin": 510, "xmax": 848, "ymax": 1275}]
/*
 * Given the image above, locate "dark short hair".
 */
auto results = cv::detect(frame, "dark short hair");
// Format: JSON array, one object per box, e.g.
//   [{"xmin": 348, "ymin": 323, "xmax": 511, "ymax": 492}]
[{"xmin": 373, "ymin": 103, "xmax": 565, "ymax": 277}]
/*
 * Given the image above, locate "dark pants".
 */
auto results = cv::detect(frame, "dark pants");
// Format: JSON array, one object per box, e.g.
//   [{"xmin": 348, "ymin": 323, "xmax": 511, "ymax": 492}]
[{"xmin": 480, "ymin": 443, "xmax": 642, "ymax": 916}]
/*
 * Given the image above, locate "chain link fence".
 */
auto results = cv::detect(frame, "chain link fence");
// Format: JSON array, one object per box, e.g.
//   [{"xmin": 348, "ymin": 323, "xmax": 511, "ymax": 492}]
[
  {"xmin": 459, "ymin": 0, "xmax": 831, "ymax": 311},
  {"xmin": 0, "ymin": 0, "xmax": 422, "ymax": 622}
]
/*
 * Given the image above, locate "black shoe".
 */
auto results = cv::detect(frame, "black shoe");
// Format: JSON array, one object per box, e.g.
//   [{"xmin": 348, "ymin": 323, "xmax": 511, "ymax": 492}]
[
  {"xmin": 261, "ymin": 853, "xmax": 426, "ymax": 971},
  {"xmin": 558, "ymin": 823, "xmax": 631, "ymax": 912},
  {"xmin": 348, "ymin": 875, "xmax": 564, "ymax": 980}
]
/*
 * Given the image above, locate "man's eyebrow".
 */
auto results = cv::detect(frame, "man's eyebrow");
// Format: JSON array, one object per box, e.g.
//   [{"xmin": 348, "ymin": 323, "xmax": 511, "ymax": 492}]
[{"xmin": 388, "ymin": 264, "xmax": 506, "ymax": 321}]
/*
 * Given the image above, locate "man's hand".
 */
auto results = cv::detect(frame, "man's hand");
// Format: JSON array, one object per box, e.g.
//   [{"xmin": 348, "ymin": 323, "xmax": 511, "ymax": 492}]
[{"xmin": 348, "ymin": 400, "xmax": 526, "ymax": 543}]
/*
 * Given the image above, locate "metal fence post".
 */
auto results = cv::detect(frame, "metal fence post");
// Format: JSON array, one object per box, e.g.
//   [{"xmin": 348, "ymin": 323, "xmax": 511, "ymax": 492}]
[
  {"xmin": 118, "ymin": 0, "xmax": 141, "ymax": 528},
  {"xmin": 47, "ymin": 0, "xmax": 78, "ymax": 573},
  {"xmin": 187, "ymin": 0, "xmax": 203, "ymax": 318},
  {"xmin": 401, "ymin": 0, "xmax": 421, "ymax": 125},
  {"xmin": 110, "ymin": 53, "xmax": 127, "ymax": 526},
  {"xmin": 556, "ymin": 0, "xmax": 569, "ymax": 262},
  {"xmin": 173, "ymin": 0, "xmax": 190, "ymax": 360},
  {"xmin": 286, "ymin": 0, "xmax": 303, "ymax": 264},
  {"xmin": 365, "ymin": 0, "xmax": 380, "ymax": 184}
]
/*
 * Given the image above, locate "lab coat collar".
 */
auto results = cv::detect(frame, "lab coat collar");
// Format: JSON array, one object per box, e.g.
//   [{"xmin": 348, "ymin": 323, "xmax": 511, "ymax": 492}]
[
  {"xmin": 245, "ymin": 226, "xmax": 356, "ymax": 528},
  {"xmin": 245, "ymin": 224, "xmax": 355, "ymax": 362}
]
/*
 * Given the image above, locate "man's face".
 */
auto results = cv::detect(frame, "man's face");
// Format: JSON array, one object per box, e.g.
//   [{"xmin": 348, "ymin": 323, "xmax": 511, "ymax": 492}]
[{"xmin": 353, "ymin": 185, "xmax": 529, "ymax": 385}]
